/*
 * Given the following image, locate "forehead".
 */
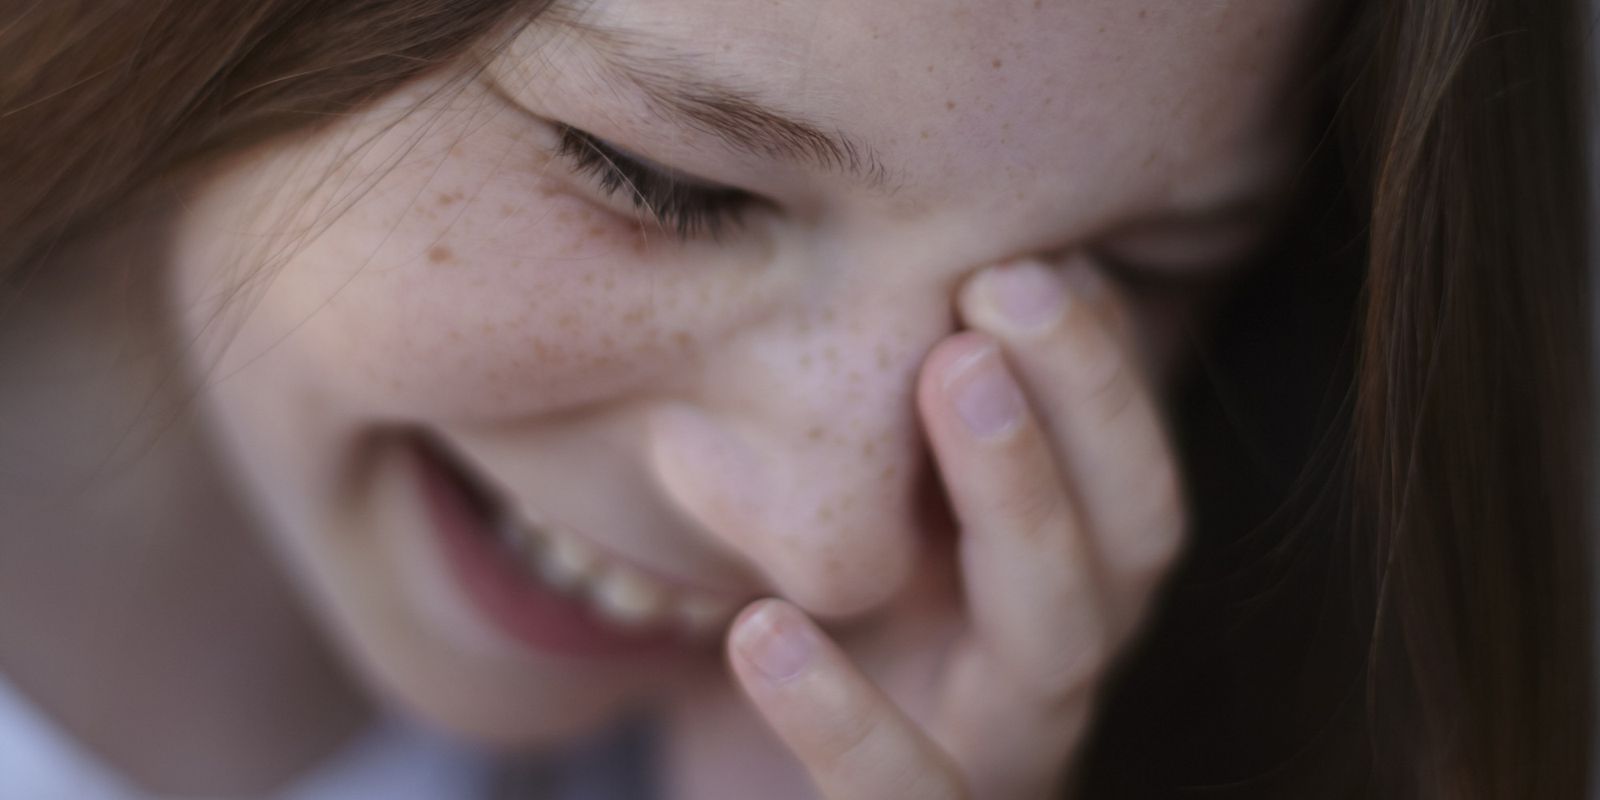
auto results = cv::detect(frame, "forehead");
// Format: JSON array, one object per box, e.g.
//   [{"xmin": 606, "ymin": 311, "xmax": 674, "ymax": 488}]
[{"xmin": 524, "ymin": 0, "xmax": 1317, "ymax": 237}]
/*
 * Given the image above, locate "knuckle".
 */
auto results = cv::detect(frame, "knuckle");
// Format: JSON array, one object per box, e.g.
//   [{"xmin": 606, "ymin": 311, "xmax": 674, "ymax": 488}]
[
  {"xmin": 890, "ymin": 762, "xmax": 969, "ymax": 800},
  {"xmin": 1052, "ymin": 306, "xmax": 1147, "ymax": 428},
  {"xmin": 995, "ymin": 480, "xmax": 1073, "ymax": 544},
  {"xmin": 1067, "ymin": 339, "xmax": 1133, "ymax": 417},
  {"xmin": 1127, "ymin": 463, "xmax": 1189, "ymax": 578},
  {"xmin": 811, "ymin": 711, "xmax": 970, "ymax": 800},
  {"xmin": 1003, "ymin": 603, "xmax": 1109, "ymax": 709},
  {"xmin": 1027, "ymin": 632, "xmax": 1107, "ymax": 710},
  {"xmin": 813, "ymin": 701, "xmax": 888, "ymax": 775}
]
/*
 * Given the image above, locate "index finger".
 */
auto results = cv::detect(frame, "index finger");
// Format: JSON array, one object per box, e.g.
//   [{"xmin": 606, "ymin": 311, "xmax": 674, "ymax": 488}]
[{"xmin": 728, "ymin": 599, "xmax": 968, "ymax": 800}]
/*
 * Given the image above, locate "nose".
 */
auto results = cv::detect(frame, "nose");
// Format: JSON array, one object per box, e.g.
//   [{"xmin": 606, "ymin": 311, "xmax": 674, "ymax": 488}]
[{"xmin": 645, "ymin": 276, "xmax": 957, "ymax": 620}]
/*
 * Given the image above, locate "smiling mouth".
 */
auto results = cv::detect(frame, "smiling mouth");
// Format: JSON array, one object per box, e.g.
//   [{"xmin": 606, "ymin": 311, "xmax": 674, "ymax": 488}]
[{"xmin": 410, "ymin": 431, "xmax": 746, "ymax": 653}]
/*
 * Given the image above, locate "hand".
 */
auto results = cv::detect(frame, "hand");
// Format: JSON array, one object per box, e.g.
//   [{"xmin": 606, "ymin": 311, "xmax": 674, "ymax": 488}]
[{"xmin": 725, "ymin": 256, "xmax": 1189, "ymax": 800}]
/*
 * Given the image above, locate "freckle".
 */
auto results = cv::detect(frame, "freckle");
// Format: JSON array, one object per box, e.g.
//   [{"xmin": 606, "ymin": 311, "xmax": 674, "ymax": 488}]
[
  {"xmin": 582, "ymin": 274, "xmax": 595, "ymax": 285},
  {"xmin": 799, "ymin": 354, "xmax": 813, "ymax": 369},
  {"xmin": 807, "ymin": 426, "xmax": 824, "ymax": 442},
  {"xmin": 925, "ymin": 64, "xmax": 935, "ymax": 73},
  {"xmin": 481, "ymin": 322, "xmax": 497, "ymax": 334},
  {"xmin": 437, "ymin": 192, "xmax": 456, "ymax": 207},
  {"xmin": 673, "ymin": 330, "xmax": 692, "ymax": 350},
  {"xmin": 600, "ymin": 334, "xmax": 615, "ymax": 347},
  {"xmin": 848, "ymin": 370, "xmax": 862, "ymax": 383},
  {"xmin": 991, "ymin": 58, "xmax": 1003, "ymax": 69},
  {"xmin": 588, "ymin": 225, "xmax": 605, "ymax": 238},
  {"xmin": 427, "ymin": 244, "xmax": 454, "ymax": 264},
  {"xmin": 557, "ymin": 312, "xmax": 578, "ymax": 329},
  {"xmin": 500, "ymin": 203, "xmax": 517, "ymax": 217},
  {"xmin": 823, "ymin": 346, "xmax": 839, "ymax": 362},
  {"xmin": 603, "ymin": 276, "xmax": 615, "ymax": 290},
  {"xmin": 880, "ymin": 465, "xmax": 897, "ymax": 481},
  {"xmin": 945, "ymin": 100, "xmax": 957, "ymax": 111},
  {"xmin": 816, "ymin": 505, "xmax": 835, "ymax": 523},
  {"xmin": 862, "ymin": 441, "xmax": 877, "ymax": 457},
  {"xmin": 874, "ymin": 345, "xmax": 891, "ymax": 370},
  {"xmin": 820, "ymin": 308, "xmax": 836, "ymax": 323},
  {"xmin": 447, "ymin": 328, "xmax": 461, "ymax": 341},
  {"xmin": 1139, "ymin": 9, "xmax": 1147, "ymax": 19}
]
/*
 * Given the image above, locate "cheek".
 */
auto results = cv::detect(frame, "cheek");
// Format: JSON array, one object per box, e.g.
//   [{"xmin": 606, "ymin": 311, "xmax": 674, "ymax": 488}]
[{"xmin": 186, "ymin": 125, "xmax": 774, "ymax": 423}]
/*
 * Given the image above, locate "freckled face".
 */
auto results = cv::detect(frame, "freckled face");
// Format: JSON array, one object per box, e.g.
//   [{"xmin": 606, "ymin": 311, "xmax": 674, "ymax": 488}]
[{"xmin": 169, "ymin": 0, "xmax": 1316, "ymax": 746}]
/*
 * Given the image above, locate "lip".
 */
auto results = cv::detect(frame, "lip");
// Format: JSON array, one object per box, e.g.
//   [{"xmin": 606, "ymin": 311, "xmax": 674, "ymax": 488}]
[{"xmin": 409, "ymin": 434, "xmax": 695, "ymax": 659}]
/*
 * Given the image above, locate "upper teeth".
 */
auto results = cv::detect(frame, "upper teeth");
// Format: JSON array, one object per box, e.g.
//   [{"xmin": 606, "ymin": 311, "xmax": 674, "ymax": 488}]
[{"xmin": 495, "ymin": 512, "xmax": 739, "ymax": 640}]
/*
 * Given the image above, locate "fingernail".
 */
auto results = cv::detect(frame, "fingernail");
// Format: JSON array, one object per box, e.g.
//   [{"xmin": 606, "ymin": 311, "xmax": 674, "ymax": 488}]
[
  {"xmin": 985, "ymin": 261, "xmax": 1066, "ymax": 332},
  {"xmin": 737, "ymin": 601, "xmax": 814, "ymax": 684},
  {"xmin": 946, "ymin": 346, "xmax": 1025, "ymax": 440}
]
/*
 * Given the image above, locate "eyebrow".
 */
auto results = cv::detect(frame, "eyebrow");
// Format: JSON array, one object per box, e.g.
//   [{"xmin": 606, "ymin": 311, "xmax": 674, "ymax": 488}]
[{"xmin": 564, "ymin": 24, "xmax": 893, "ymax": 189}]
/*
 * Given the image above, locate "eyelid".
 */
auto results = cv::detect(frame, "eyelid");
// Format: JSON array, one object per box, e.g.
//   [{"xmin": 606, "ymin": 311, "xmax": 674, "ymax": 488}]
[
  {"xmin": 552, "ymin": 123, "xmax": 762, "ymax": 239},
  {"xmin": 558, "ymin": 125, "xmax": 744, "ymax": 195}
]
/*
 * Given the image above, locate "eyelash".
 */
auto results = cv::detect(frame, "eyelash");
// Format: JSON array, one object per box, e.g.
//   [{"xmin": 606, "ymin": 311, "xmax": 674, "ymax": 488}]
[
  {"xmin": 554, "ymin": 125, "xmax": 759, "ymax": 240},
  {"xmin": 552, "ymin": 125, "xmax": 1250, "ymax": 294}
]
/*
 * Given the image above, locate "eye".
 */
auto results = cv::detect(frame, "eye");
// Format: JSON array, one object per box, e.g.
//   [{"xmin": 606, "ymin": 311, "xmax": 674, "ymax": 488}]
[{"xmin": 553, "ymin": 124, "xmax": 762, "ymax": 240}]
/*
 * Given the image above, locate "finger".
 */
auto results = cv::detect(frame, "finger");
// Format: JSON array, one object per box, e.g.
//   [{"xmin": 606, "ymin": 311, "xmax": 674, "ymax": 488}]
[
  {"xmin": 727, "ymin": 599, "xmax": 967, "ymax": 800},
  {"xmin": 957, "ymin": 256, "xmax": 1188, "ymax": 637},
  {"xmin": 915, "ymin": 335, "xmax": 1106, "ymax": 797}
]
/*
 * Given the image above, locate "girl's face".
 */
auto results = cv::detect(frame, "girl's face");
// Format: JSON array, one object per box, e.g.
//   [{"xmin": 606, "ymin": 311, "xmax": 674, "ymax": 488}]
[{"xmin": 170, "ymin": 0, "xmax": 1314, "ymax": 746}]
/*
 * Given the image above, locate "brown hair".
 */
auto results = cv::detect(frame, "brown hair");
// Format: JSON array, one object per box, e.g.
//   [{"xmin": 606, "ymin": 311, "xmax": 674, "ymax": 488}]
[
  {"xmin": 0, "ymin": 0, "xmax": 546, "ymax": 276},
  {"xmin": 0, "ymin": 0, "xmax": 1591, "ymax": 797},
  {"xmin": 1347, "ymin": 1, "xmax": 1592, "ymax": 794}
]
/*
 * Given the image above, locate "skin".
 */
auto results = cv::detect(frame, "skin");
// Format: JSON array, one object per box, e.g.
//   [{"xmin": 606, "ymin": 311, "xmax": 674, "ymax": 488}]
[{"xmin": 0, "ymin": 0, "xmax": 1318, "ymax": 797}]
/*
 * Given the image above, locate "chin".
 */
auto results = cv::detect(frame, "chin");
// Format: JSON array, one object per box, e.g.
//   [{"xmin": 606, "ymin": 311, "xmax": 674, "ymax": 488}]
[{"xmin": 355, "ymin": 648, "xmax": 650, "ymax": 751}]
